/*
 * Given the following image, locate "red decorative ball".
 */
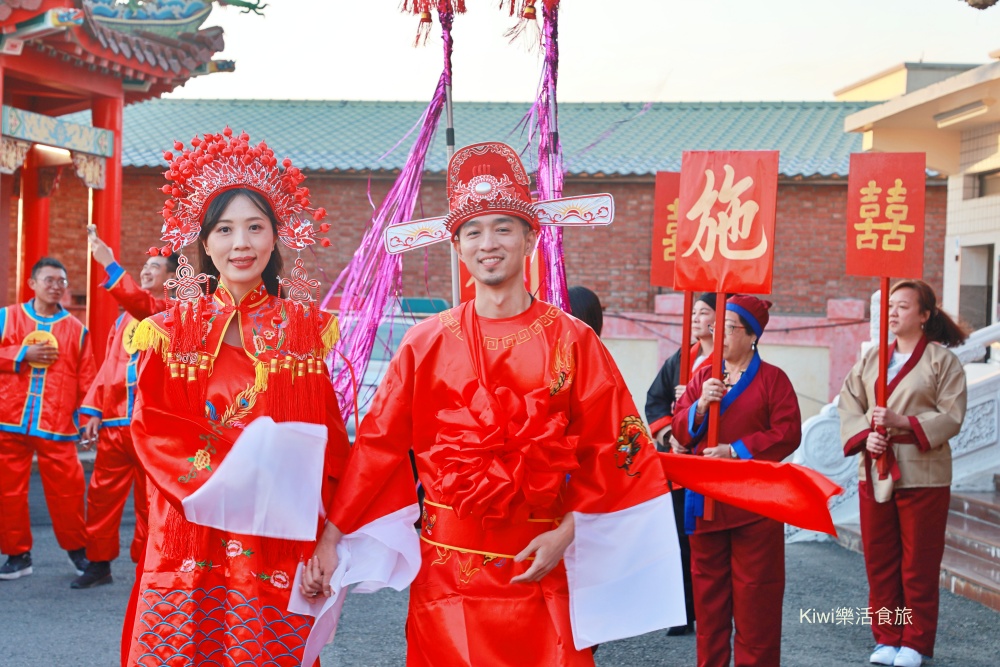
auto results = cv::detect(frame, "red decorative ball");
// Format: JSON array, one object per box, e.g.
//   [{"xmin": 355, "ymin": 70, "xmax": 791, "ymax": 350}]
[
  {"xmin": 147, "ymin": 247, "xmax": 159, "ymax": 256},
  {"xmin": 161, "ymin": 184, "xmax": 172, "ymax": 194},
  {"xmin": 314, "ymin": 208, "xmax": 327, "ymax": 220},
  {"xmin": 223, "ymin": 127, "xmax": 233, "ymax": 137},
  {"xmin": 319, "ymin": 222, "xmax": 331, "ymax": 233},
  {"xmin": 160, "ymin": 247, "xmax": 172, "ymax": 257},
  {"xmin": 282, "ymin": 158, "xmax": 292, "ymax": 168},
  {"xmin": 173, "ymin": 141, "xmax": 184, "ymax": 151},
  {"xmin": 320, "ymin": 238, "xmax": 331, "ymax": 248},
  {"xmin": 163, "ymin": 151, "xmax": 174, "ymax": 161}
]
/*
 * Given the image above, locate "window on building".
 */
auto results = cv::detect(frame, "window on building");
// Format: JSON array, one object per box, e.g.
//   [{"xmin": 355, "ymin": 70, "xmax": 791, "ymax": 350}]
[{"xmin": 978, "ymin": 169, "xmax": 1000, "ymax": 197}]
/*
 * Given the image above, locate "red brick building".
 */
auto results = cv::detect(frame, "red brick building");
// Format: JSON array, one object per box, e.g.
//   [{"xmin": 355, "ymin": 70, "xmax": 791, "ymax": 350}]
[
  {"xmin": 3, "ymin": 99, "xmax": 947, "ymax": 415},
  {"xmin": 18, "ymin": 170, "xmax": 946, "ymax": 313}
]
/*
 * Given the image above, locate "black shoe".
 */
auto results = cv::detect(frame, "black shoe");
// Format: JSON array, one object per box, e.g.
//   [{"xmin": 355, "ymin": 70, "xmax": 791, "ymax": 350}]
[
  {"xmin": 666, "ymin": 623, "xmax": 694, "ymax": 636},
  {"xmin": 71, "ymin": 560, "xmax": 112, "ymax": 589},
  {"xmin": 67, "ymin": 548, "xmax": 88, "ymax": 576},
  {"xmin": 0, "ymin": 552, "xmax": 33, "ymax": 580}
]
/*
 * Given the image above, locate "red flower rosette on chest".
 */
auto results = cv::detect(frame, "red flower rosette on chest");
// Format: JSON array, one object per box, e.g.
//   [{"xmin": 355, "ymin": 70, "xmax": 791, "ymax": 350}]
[{"xmin": 426, "ymin": 378, "xmax": 579, "ymax": 526}]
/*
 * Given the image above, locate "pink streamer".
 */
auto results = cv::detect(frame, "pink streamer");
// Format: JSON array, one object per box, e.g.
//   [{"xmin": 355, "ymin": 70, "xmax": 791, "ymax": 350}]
[
  {"xmin": 322, "ymin": 11, "xmax": 455, "ymax": 417},
  {"xmin": 533, "ymin": 3, "xmax": 569, "ymax": 311}
]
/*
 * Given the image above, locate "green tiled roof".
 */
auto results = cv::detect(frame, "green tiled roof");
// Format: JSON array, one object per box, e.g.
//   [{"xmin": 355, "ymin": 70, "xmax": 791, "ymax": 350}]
[{"xmin": 90, "ymin": 99, "xmax": 875, "ymax": 177}]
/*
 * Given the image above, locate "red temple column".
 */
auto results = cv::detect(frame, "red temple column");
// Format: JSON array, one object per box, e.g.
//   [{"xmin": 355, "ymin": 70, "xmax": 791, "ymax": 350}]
[
  {"xmin": 18, "ymin": 146, "xmax": 51, "ymax": 303},
  {"xmin": 89, "ymin": 94, "xmax": 123, "ymax": 365}
]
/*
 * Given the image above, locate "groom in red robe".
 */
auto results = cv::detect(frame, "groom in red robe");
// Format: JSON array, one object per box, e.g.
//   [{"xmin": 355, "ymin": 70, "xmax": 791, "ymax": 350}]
[{"xmin": 305, "ymin": 142, "xmax": 686, "ymax": 666}]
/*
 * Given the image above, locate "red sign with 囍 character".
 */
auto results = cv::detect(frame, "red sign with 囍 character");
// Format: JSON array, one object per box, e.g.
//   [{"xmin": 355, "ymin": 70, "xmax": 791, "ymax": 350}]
[
  {"xmin": 651, "ymin": 171, "xmax": 681, "ymax": 288},
  {"xmin": 673, "ymin": 150, "xmax": 779, "ymax": 294},
  {"xmin": 846, "ymin": 152, "xmax": 925, "ymax": 278}
]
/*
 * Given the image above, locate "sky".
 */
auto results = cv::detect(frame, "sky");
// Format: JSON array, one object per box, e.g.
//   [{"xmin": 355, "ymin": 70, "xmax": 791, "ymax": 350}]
[{"xmin": 166, "ymin": 0, "xmax": 1000, "ymax": 103}]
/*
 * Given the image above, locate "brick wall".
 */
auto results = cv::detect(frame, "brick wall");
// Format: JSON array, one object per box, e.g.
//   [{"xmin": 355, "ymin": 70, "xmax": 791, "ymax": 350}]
[{"xmin": 6, "ymin": 169, "xmax": 947, "ymax": 318}]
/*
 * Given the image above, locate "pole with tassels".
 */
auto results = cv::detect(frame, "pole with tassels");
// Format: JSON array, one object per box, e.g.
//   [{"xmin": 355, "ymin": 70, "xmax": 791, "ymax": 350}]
[
  {"xmin": 444, "ymin": 11, "xmax": 460, "ymax": 307},
  {"xmin": 529, "ymin": 0, "xmax": 570, "ymax": 310}
]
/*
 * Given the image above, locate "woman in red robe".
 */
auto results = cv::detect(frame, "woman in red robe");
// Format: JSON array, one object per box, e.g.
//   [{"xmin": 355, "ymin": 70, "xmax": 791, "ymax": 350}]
[
  {"xmin": 839, "ymin": 280, "xmax": 967, "ymax": 667},
  {"xmin": 672, "ymin": 295, "xmax": 802, "ymax": 667},
  {"xmin": 122, "ymin": 130, "xmax": 349, "ymax": 666}
]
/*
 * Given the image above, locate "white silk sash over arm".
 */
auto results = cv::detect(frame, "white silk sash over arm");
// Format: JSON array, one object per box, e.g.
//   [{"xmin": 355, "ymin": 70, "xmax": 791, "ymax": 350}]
[
  {"xmin": 289, "ymin": 503, "xmax": 422, "ymax": 666},
  {"xmin": 181, "ymin": 417, "xmax": 327, "ymax": 541},
  {"xmin": 564, "ymin": 493, "xmax": 686, "ymax": 649}
]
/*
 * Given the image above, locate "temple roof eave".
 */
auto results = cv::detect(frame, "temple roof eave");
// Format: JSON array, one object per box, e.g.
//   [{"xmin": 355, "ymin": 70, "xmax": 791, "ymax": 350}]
[{"xmin": 2, "ymin": 3, "xmax": 225, "ymax": 105}]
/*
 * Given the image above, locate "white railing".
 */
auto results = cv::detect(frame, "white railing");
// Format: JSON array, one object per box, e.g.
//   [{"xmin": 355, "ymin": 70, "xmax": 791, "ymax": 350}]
[
  {"xmin": 787, "ymin": 292, "xmax": 1000, "ymax": 542},
  {"xmin": 953, "ymin": 321, "xmax": 1000, "ymax": 364}
]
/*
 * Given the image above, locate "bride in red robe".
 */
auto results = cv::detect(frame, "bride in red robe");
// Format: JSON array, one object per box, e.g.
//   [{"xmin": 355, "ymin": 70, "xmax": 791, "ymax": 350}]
[{"xmin": 122, "ymin": 130, "xmax": 349, "ymax": 666}]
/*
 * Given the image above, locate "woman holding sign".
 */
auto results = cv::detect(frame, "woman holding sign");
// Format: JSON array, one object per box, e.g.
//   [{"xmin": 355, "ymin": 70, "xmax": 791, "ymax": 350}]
[
  {"xmin": 123, "ymin": 129, "xmax": 350, "ymax": 666},
  {"xmin": 839, "ymin": 280, "xmax": 967, "ymax": 667},
  {"xmin": 671, "ymin": 295, "xmax": 802, "ymax": 667}
]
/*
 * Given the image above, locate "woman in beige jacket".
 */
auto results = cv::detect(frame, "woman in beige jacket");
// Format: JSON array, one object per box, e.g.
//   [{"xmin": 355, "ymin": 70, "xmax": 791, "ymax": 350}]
[{"xmin": 839, "ymin": 279, "xmax": 968, "ymax": 667}]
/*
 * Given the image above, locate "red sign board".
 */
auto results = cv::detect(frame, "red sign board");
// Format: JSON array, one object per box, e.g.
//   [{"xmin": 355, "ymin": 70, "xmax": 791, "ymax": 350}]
[
  {"xmin": 673, "ymin": 151, "xmax": 779, "ymax": 294},
  {"xmin": 846, "ymin": 152, "xmax": 925, "ymax": 278},
  {"xmin": 651, "ymin": 171, "xmax": 681, "ymax": 288}
]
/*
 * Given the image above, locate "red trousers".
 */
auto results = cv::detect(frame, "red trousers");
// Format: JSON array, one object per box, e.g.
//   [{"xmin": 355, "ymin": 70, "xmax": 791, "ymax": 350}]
[
  {"xmin": 0, "ymin": 432, "xmax": 86, "ymax": 554},
  {"xmin": 85, "ymin": 425, "xmax": 149, "ymax": 563},
  {"xmin": 859, "ymin": 482, "xmax": 949, "ymax": 657},
  {"xmin": 690, "ymin": 518, "xmax": 785, "ymax": 667}
]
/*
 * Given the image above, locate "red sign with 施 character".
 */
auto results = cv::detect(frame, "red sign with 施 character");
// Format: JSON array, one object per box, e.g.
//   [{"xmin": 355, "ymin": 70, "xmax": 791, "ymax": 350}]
[
  {"xmin": 673, "ymin": 150, "xmax": 779, "ymax": 294},
  {"xmin": 846, "ymin": 152, "xmax": 925, "ymax": 278},
  {"xmin": 651, "ymin": 171, "xmax": 681, "ymax": 288}
]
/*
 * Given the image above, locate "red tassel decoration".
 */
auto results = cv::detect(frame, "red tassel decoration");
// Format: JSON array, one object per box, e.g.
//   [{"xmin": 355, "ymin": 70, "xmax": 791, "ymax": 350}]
[
  {"xmin": 414, "ymin": 10, "xmax": 433, "ymax": 47},
  {"xmin": 401, "ymin": 0, "xmax": 466, "ymax": 13},
  {"xmin": 282, "ymin": 301, "xmax": 321, "ymax": 358},
  {"xmin": 503, "ymin": 0, "xmax": 540, "ymax": 45},
  {"xmin": 160, "ymin": 506, "xmax": 209, "ymax": 561},
  {"xmin": 402, "ymin": 1, "xmax": 465, "ymax": 47},
  {"xmin": 266, "ymin": 300, "xmax": 327, "ymax": 423}
]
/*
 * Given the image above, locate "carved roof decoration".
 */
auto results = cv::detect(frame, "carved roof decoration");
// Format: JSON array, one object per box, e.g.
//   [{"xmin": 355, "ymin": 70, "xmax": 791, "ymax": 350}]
[{"xmin": 0, "ymin": 0, "xmax": 228, "ymax": 106}]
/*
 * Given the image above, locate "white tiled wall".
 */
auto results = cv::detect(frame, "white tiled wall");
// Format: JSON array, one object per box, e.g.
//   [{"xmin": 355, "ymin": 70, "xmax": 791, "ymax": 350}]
[{"xmin": 943, "ymin": 124, "xmax": 1000, "ymax": 322}]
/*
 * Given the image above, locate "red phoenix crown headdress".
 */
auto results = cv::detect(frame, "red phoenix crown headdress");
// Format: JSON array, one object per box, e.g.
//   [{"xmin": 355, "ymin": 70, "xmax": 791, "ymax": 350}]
[
  {"xmin": 152, "ymin": 127, "xmax": 330, "ymax": 256},
  {"xmin": 444, "ymin": 141, "xmax": 540, "ymax": 236}
]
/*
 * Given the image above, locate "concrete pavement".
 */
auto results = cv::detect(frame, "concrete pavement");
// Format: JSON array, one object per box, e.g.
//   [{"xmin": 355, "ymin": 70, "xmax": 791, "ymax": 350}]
[{"xmin": 1, "ymin": 471, "xmax": 997, "ymax": 666}]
